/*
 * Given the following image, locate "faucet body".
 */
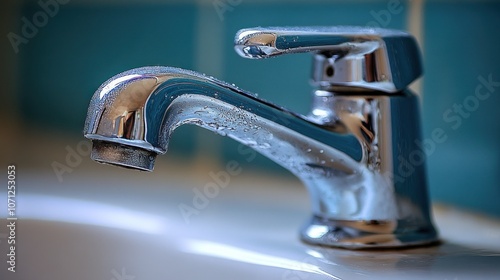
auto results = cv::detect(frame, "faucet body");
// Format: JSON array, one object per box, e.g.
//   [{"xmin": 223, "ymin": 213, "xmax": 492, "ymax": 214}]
[{"xmin": 84, "ymin": 27, "xmax": 438, "ymax": 249}]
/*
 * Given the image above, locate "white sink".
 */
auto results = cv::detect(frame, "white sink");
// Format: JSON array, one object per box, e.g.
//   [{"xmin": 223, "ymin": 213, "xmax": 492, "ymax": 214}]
[{"xmin": 1, "ymin": 163, "xmax": 499, "ymax": 280}]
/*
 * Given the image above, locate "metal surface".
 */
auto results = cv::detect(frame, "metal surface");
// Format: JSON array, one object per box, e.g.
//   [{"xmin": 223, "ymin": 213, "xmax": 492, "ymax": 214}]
[
  {"xmin": 84, "ymin": 26, "xmax": 437, "ymax": 248},
  {"xmin": 235, "ymin": 26, "xmax": 422, "ymax": 93}
]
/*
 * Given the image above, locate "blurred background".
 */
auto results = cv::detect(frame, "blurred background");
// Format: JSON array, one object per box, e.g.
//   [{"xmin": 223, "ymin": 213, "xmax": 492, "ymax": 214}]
[{"xmin": 1, "ymin": 0, "xmax": 499, "ymax": 217}]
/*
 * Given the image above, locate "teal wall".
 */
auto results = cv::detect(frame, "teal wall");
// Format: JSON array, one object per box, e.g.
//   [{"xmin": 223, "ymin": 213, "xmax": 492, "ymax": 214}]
[
  {"xmin": 423, "ymin": 2, "xmax": 500, "ymax": 216},
  {"xmin": 19, "ymin": 3, "xmax": 200, "ymax": 155},
  {"xmin": 15, "ymin": 0, "xmax": 500, "ymax": 217}
]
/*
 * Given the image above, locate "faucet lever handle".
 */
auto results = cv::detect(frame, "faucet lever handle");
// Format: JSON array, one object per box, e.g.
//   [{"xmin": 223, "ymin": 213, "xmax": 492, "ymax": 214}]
[{"xmin": 234, "ymin": 26, "xmax": 422, "ymax": 93}]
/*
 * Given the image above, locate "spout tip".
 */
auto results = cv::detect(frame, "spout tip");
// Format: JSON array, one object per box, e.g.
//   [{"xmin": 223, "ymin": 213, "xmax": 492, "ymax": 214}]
[{"xmin": 90, "ymin": 140, "xmax": 156, "ymax": 172}]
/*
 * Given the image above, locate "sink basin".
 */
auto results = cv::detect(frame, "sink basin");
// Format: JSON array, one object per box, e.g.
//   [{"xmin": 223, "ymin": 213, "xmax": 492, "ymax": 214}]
[{"xmin": 1, "ymin": 163, "xmax": 499, "ymax": 280}]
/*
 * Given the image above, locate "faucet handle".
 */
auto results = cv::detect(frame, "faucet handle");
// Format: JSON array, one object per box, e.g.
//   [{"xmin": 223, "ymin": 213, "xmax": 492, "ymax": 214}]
[{"xmin": 234, "ymin": 26, "xmax": 422, "ymax": 93}]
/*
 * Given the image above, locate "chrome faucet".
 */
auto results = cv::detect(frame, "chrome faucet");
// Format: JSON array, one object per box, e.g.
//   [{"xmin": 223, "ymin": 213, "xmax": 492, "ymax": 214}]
[{"xmin": 84, "ymin": 26, "xmax": 438, "ymax": 249}]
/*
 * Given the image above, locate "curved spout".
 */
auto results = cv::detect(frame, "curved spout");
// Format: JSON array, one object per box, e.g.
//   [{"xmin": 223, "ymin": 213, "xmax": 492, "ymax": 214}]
[
  {"xmin": 84, "ymin": 66, "xmax": 362, "ymax": 161},
  {"xmin": 85, "ymin": 66, "xmax": 437, "ymax": 248}
]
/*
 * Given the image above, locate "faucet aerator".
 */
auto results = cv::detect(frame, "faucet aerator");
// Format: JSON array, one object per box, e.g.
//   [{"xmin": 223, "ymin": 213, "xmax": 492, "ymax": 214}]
[{"xmin": 90, "ymin": 141, "xmax": 156, "ymax": 172}]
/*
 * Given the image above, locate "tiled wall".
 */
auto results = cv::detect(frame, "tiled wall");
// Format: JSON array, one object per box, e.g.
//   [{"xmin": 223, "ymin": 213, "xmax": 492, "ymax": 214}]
[{"xmin": 10, "ymin": 0, "xmax": 500, "ymax": 216}]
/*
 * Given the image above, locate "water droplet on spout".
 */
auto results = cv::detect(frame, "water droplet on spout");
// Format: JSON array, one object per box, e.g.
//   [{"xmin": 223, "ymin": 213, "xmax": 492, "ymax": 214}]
[{"xmin": 259, "ymin": 143, "xmax": 271, "ymax": 149}]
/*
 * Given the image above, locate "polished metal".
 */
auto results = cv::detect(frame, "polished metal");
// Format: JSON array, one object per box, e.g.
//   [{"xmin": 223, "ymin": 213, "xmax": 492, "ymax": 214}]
[
  {"xmin": 84, "ymin": 26, "xmax": 438, "ymax": 249},
  {"xmin": 235, "ymin": 26, "xmax": 422, "ymax": 93}
]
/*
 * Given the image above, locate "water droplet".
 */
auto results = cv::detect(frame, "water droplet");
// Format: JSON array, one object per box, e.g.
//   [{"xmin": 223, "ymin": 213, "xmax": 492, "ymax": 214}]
[
  {"xmin": 319, "ymin": 150, "xmax": 324, "ymax": 154},
  {"xmin": 259, "ymin": 143, "xmax": 271, "ymax": 149},
  {"xmin": 306, "ymin": 148, "xmax": 312, "ymax": 153},
  {"xmin": 216, "ymin": 131, "xmax": 227, "ymax": 137},
  {"xmin": 321, "ymin": 160, "xmax": 326, "ymax": 164},
  {"xmin": 214, "ymin": 93, "xmax": 219, "ymax": 98}
]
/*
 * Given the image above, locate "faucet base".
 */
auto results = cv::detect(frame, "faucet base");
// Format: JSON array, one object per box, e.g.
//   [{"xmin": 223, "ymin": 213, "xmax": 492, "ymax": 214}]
[{"xmin": 300, "ymin": 215, "xmax": 439, "ymax": 249}]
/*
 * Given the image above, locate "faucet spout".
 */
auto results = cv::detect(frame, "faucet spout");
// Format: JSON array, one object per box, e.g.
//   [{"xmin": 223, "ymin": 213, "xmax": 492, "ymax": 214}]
[{"xmin": 84, "ymin": 66, "xmax": 438, "ymax": 249}]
